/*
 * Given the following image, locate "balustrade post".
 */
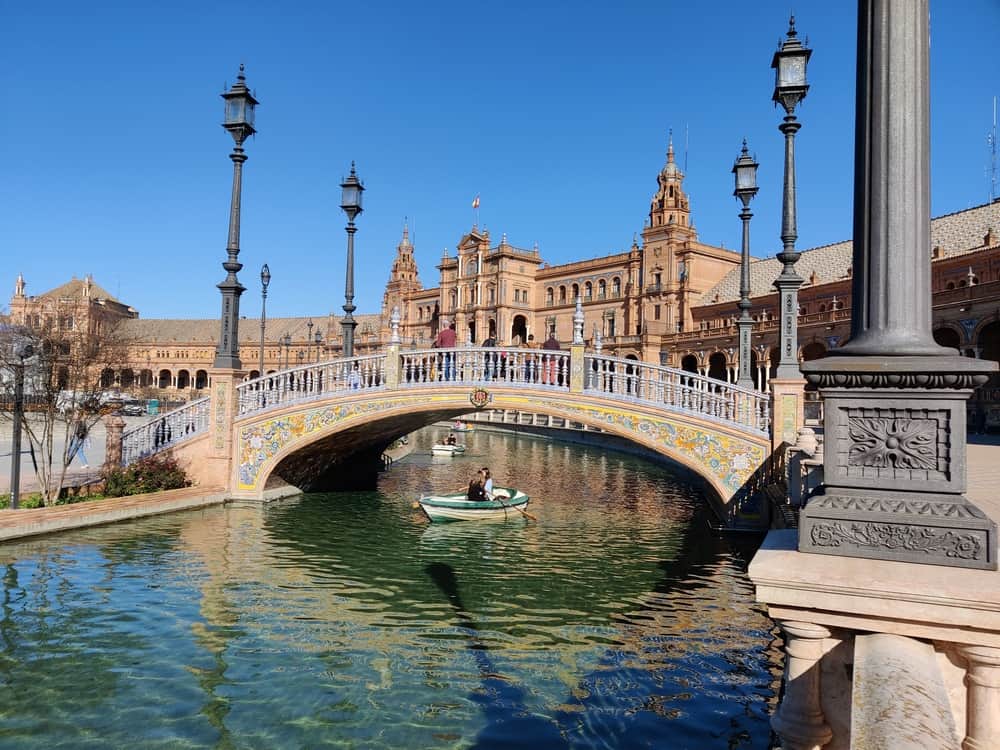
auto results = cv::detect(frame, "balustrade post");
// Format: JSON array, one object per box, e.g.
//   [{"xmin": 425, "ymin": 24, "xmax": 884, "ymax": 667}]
[
  {"xmin": 959, "ymin": 645, "xmax": 1000, "ymax": 750},
  {"xmin": 385, "ymin": 343, "xmax": 400, "ymax": 389},
  {"xmin": 103, "ymin": 414, "xmax": 125, "ymax": 471},
  {"xmin": 771, "ymin": 620, "xmax": 834, "ymax": 750},
  {"xmin": 569, "ymin": 346, "xmax": 585, "ymax": 393}
]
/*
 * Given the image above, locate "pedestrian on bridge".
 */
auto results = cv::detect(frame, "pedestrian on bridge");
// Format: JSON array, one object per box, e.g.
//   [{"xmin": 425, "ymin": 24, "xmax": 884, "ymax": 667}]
[{"xmin": 434, "ymin": 322, "xmax": 457, "ymax": 381}]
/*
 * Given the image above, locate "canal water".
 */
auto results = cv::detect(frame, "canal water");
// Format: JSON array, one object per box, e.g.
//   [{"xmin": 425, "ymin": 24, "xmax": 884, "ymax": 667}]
[{"xmin": 0, "ymin": 427, "xmax": 781, "ymax": 749}]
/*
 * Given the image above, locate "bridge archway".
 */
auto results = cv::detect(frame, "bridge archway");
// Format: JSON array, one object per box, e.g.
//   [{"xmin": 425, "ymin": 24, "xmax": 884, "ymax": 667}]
[{"xmin": 232, "ymin": 387, "xmax": 769, "ymax": 518}]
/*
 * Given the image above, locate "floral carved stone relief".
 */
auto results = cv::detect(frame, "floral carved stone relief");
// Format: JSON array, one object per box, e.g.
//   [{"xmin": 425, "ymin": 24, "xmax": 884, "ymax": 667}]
[{"xmin": 847, "ymin": 416, "xmax": 938, "ymax": 470}]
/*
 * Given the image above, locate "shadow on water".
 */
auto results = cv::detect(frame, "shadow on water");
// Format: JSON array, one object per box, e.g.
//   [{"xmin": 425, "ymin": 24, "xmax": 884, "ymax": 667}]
[{"xmin": 425, "ymin": 562, "xmax": 569, "ymax": 749}]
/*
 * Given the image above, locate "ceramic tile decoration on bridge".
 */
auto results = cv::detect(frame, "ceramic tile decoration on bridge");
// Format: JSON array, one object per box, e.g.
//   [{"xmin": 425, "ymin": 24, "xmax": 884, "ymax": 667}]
[{"xmin": 121, "ymin": 331, "xmax": 773, "ymax": 514}]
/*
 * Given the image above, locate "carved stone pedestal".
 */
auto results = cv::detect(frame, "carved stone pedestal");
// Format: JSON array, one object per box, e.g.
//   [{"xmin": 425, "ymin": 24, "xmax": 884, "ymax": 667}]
[{"xmin": 800, "ymin": 356, "xmax": 997, "ymax": 570}]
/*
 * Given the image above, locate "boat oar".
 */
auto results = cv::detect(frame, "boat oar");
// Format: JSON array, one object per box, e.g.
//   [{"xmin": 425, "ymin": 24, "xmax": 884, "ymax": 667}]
[{"xmin": 493, "ymin": 493, "xmax": 538, "ymax": 522}]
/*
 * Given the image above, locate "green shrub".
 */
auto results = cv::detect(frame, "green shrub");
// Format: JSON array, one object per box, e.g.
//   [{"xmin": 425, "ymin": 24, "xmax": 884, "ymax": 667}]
[{"xmin": 103, "ymin": 455, "xmax": 190, "ymax": 497}]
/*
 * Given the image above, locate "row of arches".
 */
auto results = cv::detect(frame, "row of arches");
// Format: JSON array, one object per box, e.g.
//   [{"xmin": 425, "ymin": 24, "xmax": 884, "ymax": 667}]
[
  {"xmin": 546, "ymin": 277, "xmax": 622, "ymax": 306},
  {"xmin": 100, "ymin": 368, "xmax": 210, "ymax": 391}
]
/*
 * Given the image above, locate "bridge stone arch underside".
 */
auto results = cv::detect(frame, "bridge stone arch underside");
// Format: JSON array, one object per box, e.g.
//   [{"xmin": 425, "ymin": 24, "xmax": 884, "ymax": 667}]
[{"xmin": 230, "ymin": 386, "xmax": 771, "ymax": 517}]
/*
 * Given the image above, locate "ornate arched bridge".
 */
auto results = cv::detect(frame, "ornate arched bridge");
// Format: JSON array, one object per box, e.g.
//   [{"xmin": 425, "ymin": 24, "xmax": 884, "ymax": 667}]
[{"xmin": 121, "ymin": 344, "xmax": 774, "ymax": 517}]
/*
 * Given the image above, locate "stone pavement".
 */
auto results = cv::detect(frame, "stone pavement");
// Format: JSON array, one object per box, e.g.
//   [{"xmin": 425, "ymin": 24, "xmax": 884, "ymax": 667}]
[{"xmin": 966, "ymin": 435, "xmax": 1000, "ymax": 524}]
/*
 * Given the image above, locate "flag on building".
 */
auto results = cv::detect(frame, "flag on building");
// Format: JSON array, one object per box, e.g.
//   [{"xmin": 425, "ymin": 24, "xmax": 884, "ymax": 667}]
[{"xmin": 472, "ymin": 194, "xmax": 480, "ymax": 209}]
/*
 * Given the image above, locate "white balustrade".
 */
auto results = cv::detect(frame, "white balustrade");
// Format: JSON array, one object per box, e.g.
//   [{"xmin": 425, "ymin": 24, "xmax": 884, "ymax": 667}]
[
  {"xmin": 121, "ymin": 396, "xmax": 211, "ymax": 465},
  {"xmin": 398, "ymin": 347, "xmax": 570, "ymax": 388}
]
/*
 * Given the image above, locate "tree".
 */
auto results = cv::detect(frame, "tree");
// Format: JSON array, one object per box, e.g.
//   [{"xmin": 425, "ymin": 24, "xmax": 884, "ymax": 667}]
[{"xmin": 0, "ymin": 316, "xmax": 133, "ymax": 506}]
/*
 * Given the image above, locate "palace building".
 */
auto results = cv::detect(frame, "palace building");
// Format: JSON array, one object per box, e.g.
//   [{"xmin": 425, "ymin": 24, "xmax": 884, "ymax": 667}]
[{"xmin": 6, "ymin": 138, "xmax": 1000, "ymax": 422}]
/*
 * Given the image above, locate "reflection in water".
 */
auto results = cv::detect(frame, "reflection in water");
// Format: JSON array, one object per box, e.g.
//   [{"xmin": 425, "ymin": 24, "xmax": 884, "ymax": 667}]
[{"xmin": 0, "ymin": 427, "xmax": 780, "ymax": 749}]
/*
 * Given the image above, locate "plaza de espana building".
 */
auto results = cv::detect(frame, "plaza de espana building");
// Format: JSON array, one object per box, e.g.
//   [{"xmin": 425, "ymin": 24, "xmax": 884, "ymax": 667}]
[{"xmin": 7, "ymin": 139, "xmax": 1000, "ymax": 421}]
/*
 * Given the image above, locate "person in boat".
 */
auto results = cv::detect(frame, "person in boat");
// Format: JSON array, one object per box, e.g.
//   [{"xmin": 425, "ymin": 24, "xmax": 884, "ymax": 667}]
[
  {"xmin": 481, "ymin": 467, "xmax": 494, "ymax": 499},
  {"xmin": 467, "ymin": 470, "xmax": 487, "ymax": 502},
  {"xmin": 446, "ymin": 433, "xmax": 457, "ymax": 446}
]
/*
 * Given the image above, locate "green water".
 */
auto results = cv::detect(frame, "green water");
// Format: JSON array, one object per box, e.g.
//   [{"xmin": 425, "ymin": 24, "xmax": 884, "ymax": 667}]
[{"xmin": 0, "ymin": 427, "xmax": 780, "ymax": 749}]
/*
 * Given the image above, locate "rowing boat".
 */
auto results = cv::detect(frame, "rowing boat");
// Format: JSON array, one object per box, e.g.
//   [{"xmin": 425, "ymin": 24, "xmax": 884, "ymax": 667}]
[
  {"xmin": 417, "ymin": 487, "xmax": 530, "ymax": 522},
  {"xmin": 431, "ymin": 443, "xmax": 466, "ymax": 456}
]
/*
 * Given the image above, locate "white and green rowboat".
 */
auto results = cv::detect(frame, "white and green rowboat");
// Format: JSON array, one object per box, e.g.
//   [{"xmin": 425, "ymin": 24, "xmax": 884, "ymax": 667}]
[{"xmin": 417, "ymin": 487, "xmax": 530, "ymax": 522}]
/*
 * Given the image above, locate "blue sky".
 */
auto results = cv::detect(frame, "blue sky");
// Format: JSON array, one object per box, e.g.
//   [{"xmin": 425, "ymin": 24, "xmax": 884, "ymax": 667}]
[{"xmin": 2, "ymin": 1, "xmax": 998, "ymax": 320}]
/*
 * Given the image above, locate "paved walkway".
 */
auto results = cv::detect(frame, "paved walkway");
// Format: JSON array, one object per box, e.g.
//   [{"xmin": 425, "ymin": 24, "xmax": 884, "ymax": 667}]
[{"xmin": 966, "ymin": 436, "xmax": 1000, "ymax": 523}]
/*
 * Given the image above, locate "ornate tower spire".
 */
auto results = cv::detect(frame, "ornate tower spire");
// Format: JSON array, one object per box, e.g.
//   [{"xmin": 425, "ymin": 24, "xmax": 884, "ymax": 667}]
[{"xmin": 14, "ymin": 273, "xmax": 25, "ymax": 298}]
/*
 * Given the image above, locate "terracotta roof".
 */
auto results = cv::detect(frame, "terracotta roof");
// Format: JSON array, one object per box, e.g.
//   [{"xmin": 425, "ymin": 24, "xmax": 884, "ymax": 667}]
[
  {"xmin": 37, "ymin": 276, "xmax": 119, "ymax": 302},
  {"xmin": 117, "ymin": 314, "xmax": 384, "ymax": 345},
  {"xmin": 703, "ymin": 201, "xmax": 1000, "ymax": 303}
]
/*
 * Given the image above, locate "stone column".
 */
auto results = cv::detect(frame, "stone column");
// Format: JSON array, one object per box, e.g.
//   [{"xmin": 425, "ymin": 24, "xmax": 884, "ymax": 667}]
[
  {"xmin": 771, "ymin": 379, "xmax": 806, "ymax": 450},
  {"xmin": 569, "ymin": 344, "xmax": 585, "ymax": 394},
  {"xmin": 959, "ymin": 645, "xmax": 1000, "ymax": 750},
  {"xmin": 207, "ymin": 367, "xmax": 245, "ymax": 491},
  {"xmin": 103, "ymin": 414, "xmax": 125, "ymax": 472},
  {"xmin": 771, "ymin": 620, "xmax": 834, "ymax": 750},
  {"xmin": 799, "ymin": 0, "xmax": 997, "ymax": 569}
]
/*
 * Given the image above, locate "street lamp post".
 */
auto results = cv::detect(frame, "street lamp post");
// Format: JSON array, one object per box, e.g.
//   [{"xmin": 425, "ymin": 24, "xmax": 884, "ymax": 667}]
[
  {"xmin": 7, "ymin": 341, "xmax": 33, "ymax": 510},
  {"xmin": 732, "ymin": 140, "xmax": 759, "ymax": 389},
  {"xmin": 340, "ymin": 163, "xmax": 364, "ymax": 358},
  {"xmin": 282, "ymin": 333, "xmax": 291, "ymax": 369},
  {"xmin": 307, "ymin": 320, "xmax": 314, "ymax": 362},
  {"xmin": 771, "ymin": 17, "xmax": 811, "ymax": 379},
  {"xmin": 314, "ymin": 331, "xmax": 323, "ymax": 362},
  {"xmin": 259, "ymin": 263, "xmax": 270, "ymax": 376},
  {"xmin": 214, "ymin": 64, "xmax": 259, "ymax": 370}
]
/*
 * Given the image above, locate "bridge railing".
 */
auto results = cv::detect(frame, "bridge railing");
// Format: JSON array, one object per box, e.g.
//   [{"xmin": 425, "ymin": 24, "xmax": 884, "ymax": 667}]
[
  {"xmin": 236, "ymin": 353, "xmax": 387, "ymax": 415},
  {"xmin": 121, "ymin": 396, "xmax": 211, "ymax": 465},
  {"xmin": 399, "ymin": 346, "xmax": 570, "ymax": 388},
  {"xmin": 584, "ymin": 353, "xmax": 771, "ymax": 434}
]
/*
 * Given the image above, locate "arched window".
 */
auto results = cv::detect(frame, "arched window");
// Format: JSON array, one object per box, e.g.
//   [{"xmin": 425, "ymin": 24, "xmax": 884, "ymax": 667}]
[
  {"xmin": 559, "ymin": 286, "xmax": 566, "ymax": 303},
  {"xmin": 612, "ymin": 277, "xmax": 621, "ymax": 296},
  {"xmin": 572, "ymin": 283, "xmax": 580, "ymax": 300},
  {"xmin": 598, "ymin": 279, "xmax": 607, "ymax": 299},
  {"xmin": 584, "ymin": 282, "xmax": 592, "ymax": 300},
  {"xmin": 546, "ymin": 287, "xmax": 554, "ymax": 306}
]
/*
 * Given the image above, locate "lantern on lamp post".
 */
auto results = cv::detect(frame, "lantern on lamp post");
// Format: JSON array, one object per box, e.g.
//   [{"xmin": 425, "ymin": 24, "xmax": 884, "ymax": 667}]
[{"xmin": 340, "ymin": 163, "xmax": 364, "ymax": 358}]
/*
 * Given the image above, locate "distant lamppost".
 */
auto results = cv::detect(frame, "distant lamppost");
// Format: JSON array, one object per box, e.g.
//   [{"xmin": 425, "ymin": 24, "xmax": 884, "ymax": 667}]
[
  {"xmin": 771, "ymin": 17, "xmax": 811, "ymax": 379},
  {"xmin": 732, "ymin": 140, "xmax": 759, "ymax": 388},
  {"xmin": 297, "ymin": 350, "xmax": 305, "ymax": 366},
  {"xmin": 307, "ymin": 319, "xmax": 314, "ymax": 361},
  {"xmin": 214, "ymin": 64, "xmax": 259, "ymax": 370},
  {"xmin": 7, "ymin": 341, "xmax": 33, "ymax": 510},
  {"xmin": 282, "ymin": 333, "xmax": 291, "ymax": 368},
  {"xmin": 259, "ymin": 263, "xmax": 270, "ymax": 376},
  {"xmin": 314, "ymin": 331, "xmax": 323, "ymax": 362},
  {"xmin": 340, "ymin": 163, "xmax": 364, "ymax": 357}
]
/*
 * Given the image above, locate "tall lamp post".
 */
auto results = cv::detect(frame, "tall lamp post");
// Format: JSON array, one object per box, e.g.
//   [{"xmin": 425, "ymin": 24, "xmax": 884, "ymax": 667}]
[
  {"xmin": 259, "ymin": 263, "xmax": 270, "ymax": 376},
  {"xmin": 7, "ymin": 341, "xmax": 33, "ymax": 510},
  {"xmin": 733, "ymin": 140, "xmax": 759, "ymax": 389},
  {"xmin": 340, "ymin": 163, "xmax": 364, "ymax": 358},
  {"xmin": 306, "ymin": 320, "xmax": 314, "ymax": 362},
  {"xmin": 771, "ymin": 17, "xmax": 810, "ymax": 379},
  {"xmin": 214, "ymin": 64, "xmax": 259, "ymax": 370},
  {"xmin": 282, "ymin": 333, "xmax": 291, "ymax": 369},
  {"xmin": 314, "ymin": 331, "xmax": 323, "ymax": 362}
]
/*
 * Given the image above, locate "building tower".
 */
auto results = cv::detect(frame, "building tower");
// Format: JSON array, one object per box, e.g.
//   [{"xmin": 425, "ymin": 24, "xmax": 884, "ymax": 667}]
[
  {"xmin": 640, "ymin": 132, "xmax": 698, "ymax": 333},
  {"xmin": 381, "ymin": 222, "xmax": 423, "ymax": 340}
]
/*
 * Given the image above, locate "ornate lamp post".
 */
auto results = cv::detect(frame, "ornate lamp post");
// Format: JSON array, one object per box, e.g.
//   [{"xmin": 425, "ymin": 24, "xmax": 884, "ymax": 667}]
[
  {"xmin": 771, "ymin": 17, "xmax": 810, "ymax": 379},
  {"xmin": 282, "ymin": 333, "xmax": 291, "ymax": 369},
  {"xmin": 732, "ymin": 140, "xmax": 759, "ymax": 389},
  {"xmin": 340, "ymin": 163, "xmax": 364, "ymax": 358},
  {"xmin": 259, "ymin": 263, "xmax": 270, "ymax": 376},
  {"xmin": 214, "ymin": 64, "xmax": 259, "ymax": 370},
  {"xmin": 314, "ymin": 331, "xmax": 323, "ymax": 362},
  {"xmin": 306, "ymin": 319, "xmax": 314, "ymax": 362}
]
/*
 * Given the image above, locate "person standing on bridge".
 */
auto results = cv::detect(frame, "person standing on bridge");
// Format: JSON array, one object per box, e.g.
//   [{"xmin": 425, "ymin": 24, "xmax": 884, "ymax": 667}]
[
  {"xmin": 434, "ymin": 322, "xmax": 457, "ymax": 381},
  {"xmin": 542, "ymin": 329, "xmax": 561, "ymax": 385},
  {"xmin": 482, "ymin": 333, "xmax": 497, "ymax": 380}
]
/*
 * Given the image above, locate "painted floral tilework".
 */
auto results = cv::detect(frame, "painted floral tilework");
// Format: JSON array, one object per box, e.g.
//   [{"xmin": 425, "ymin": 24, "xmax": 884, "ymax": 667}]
[
  {"xmin": 556, "ymin": 402, "xmax": 767, "ymax": 495},
  {"xmin": 237, "ymin": 398, "xmax": 411, "ymax": 490}
]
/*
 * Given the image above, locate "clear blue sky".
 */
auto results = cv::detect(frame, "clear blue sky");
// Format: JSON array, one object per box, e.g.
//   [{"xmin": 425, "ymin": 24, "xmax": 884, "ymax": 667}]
[{"xmin": 2, "ymin": 1, "xmax": 998, "ymax": 320}]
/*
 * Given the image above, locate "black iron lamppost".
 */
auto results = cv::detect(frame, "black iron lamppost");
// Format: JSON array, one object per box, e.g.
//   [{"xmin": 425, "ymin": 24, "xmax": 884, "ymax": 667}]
[
  {"xmin": 771, "ymin": 17, "xmax": 810, "ymax": 379},
  {"xmin": 306, "ymin": 320, "xmax": 314, "ymax": 362},
  {"xmin": 214, "ymin": 64, "xmax": 259, "ymax": 370},
  {"xmin": 340, "ymin": 163, "xmax": 364, "ymax": 358},
  {"xmin": 282, "ymin": 333, "xmax": 291, "ymax": 369},
  {"xmin": 259, "ymin": 263, "xmax": 270, "ymax": 376},
  {"xmin": 7, "ymin": 341, "xmax": 33, "ymax": 510},
  {"xmin": 314, "ymin": 331, "xmax": 323, "ymax": 362},
  {"xmin": 732, "ymin": 140, "xmax": 759, "ymax": 389}
]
